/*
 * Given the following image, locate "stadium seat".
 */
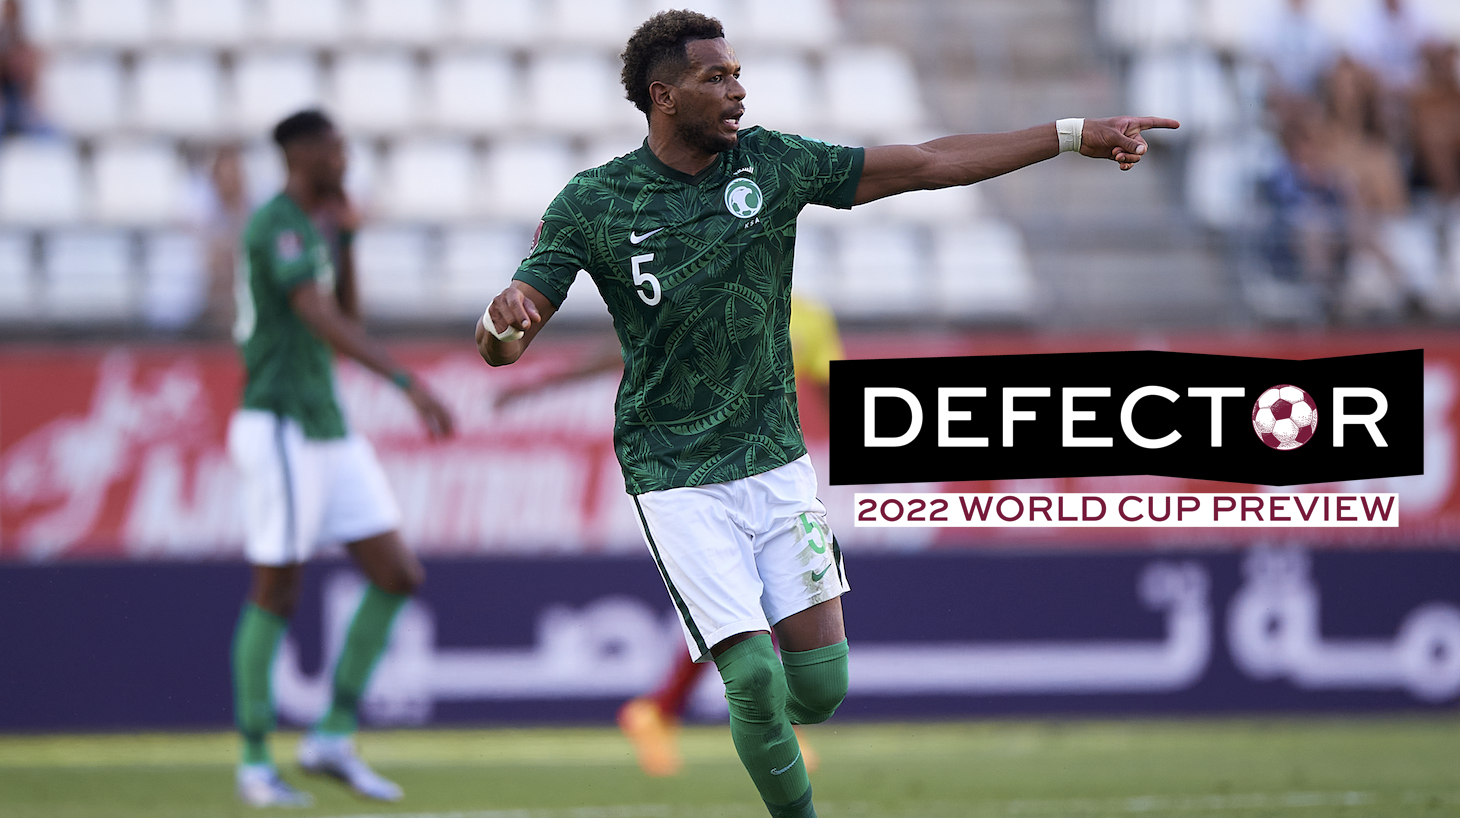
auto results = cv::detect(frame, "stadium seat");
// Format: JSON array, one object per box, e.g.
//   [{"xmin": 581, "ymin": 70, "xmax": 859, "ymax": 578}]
[
  {"xmin": 441, "ymin": 225, "xmax": 527, "ymax": 313},
  {"xmin": 858, "ymin": 183, "xmax": 983, "ymax": 225},
  {"xmin": 333, "ymin": 52, "xmax": 419, "ymax": 135},
  {"xmin": 354, "ymin": 226, "xmax": 435, "ymax": 317},
  {"xmin": 39, "ymin": 52, "xmax": 124, "ymax": 135},
  {"xmin": 1185, "ymin": 132, "xmax": 1280, "ymax": 230},
  {"xmin": 544, "ymin": 0, "xmax": 637, "ymax": 47},
  {"xmin": 824, "ymin": 46, "xmax": 924, "ymax": 139},
  {"xmin": 0, "ymin": 232, "xmax": 35, "ymax": 319},
  {"xmin": 790, "ymin": 224, "xmax": 834, "ymax": 301},
  {"xmin": 831, "ymin": 224, "xmax": 925, "ymax": 317},
  {"xmin": 357, "ymin": 0, "xmax": 444, "ymax": 43},
  {"xmin": 160, "ymin": 0, "xmax": 250, "ymax": 45},
  {"xmin": 931, "ymin": 221, "xmax": 1036, "ymax": 319},
  {"xmin": 344, "ymin": 139, "xmax": 382, "ymax": 209},
  {"xmin": 133, "ymin": 52, "xmax": 224, "ymax": 136},
  {"xmin": 92, "ymin": 141, "xmax": 189, "ymax": 225},
  {"xmin": 1097, "ymin": 0, "xmax": 1196, "ymax": 51},
  {"xmin": 483, "ymin": 139, "xmax": 577, "ymax": 221},
  {"xmin": 0, "ymin": 139, "xmax": 83, "ymax": 225},
  {"xmin": 737, "ymin": 51, "xmax": 823, "ymax": 134},
  {"xmin": 427, "ymin": 51, "xmax": 520, "ymax": 133},
  {"xmin": 1197, "ymin": 0, "xmax": 1273, "ymax": 54},
  {"xmin": 141, "ymin": 231, "xmax": 206, "ymax": 329},
  {"xmin": 642, "ymin": 0, "xmax": 743, "ymax": 36},
  {"xmin": 742, "ymin": 0, "xmax": 838, "ymax": 48},
  {"xmin": 526, "ymin": 52, "xmax": 641, "ymax": 135},
  {"xmin": 69, "ymin": 0, "xmax": 154, "ymax": 46},
  {"xmin": 580, "ymin": 133, "xmax": 644, "ymax": 173},
  {"xmin": 258, "ymin": 0, "xmax": 345, "ymax": 44},
  {"xmin": 1127, "ymin": 48, "xmax": 1236, "ymax": 136},
  {"xmin": 454, "ymin": 0, "xmax": 540, "ymax": 46},
  {"xmin": 382, "ymin": 138, "xmax": 478, "ymax": 220},
  {"xmin": 241, "ymin": 141, "xmax": 286, "ymax": 205},
  {"xmin": 550, "ymin": 269, "xmax": 613, "ymax": 322},
  {"xmin": 41, "ymin": 230, "xmax": 136, "ymax": 320},
  {"xmin": 233, "ymin": 52, "xmax": 325, "ymax": 134},
  {"xmin": 17, "ymin": 0, "xmax": 62, "ymax": 45}
]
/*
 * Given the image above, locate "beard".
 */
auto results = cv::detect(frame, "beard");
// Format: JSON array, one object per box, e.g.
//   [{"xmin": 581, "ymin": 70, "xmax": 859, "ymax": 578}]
[{"xmin": 675, "ymin": 110, "xmax": 738, "ymax": 156}]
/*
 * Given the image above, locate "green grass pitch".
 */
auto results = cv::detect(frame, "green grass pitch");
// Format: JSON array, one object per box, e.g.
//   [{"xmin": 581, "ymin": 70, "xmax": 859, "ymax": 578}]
[{"xmin": 1, "ymin": 717, "xmax": 1457, "ymax": 817}]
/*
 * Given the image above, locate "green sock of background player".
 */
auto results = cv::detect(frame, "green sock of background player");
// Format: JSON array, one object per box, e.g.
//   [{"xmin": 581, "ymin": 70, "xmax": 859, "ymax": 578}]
[
  {"xmin": 232, "ymin": 603, "xmax": 289, "ymax": 765},
  {"xmin": 315, "ymin": 584, "xmax": 409, "ymax": 736},
  {"xmin": 715, "ymin": 634, "xmax": 817, "ymax": 818}
]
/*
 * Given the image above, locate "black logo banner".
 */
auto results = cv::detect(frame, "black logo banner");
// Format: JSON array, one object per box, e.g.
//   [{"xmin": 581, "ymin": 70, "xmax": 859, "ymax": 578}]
[{"xmin": 828, "ymin": 349, "xmax": 1423, "ymax": 486}]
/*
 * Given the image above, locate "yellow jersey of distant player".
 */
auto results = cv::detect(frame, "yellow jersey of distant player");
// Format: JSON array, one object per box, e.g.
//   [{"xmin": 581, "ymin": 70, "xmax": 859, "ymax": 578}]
[{"xmin": 789, "ymin": 291, "xmax": 843, "ymax": 388}]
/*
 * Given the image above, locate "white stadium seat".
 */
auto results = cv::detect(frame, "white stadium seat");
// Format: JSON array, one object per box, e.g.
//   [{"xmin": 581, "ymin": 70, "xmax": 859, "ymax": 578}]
[
  {"xmin": 550, "ymin": 269, "xmax": 614, "ymax": 323},
  {"xmin": 455, "ymin": 0, "xmax": 540, "ymax": 46},
  {"xmin": 641, "ymin": 0, "xmax": 743, "ymax": 36},
  {"xmin": 17, "ymin": 0, "xmax": 62, "ymax": 45},
  {"xmin": 545, "ymin": 0, "xmax": 637, "ymax": 47},
  {"xmin": 344, "ymin": 140, "xmax": 382, "ymax": 208},
  {"xmin": 258, "ymin": 0, "xmax": 345, "ymax": 44},
  {"xmin": 526, "ymin": 52, "xmax": 640, "ymax": 134},
  {"xmin": 483, "ymin": 139, "xmax": 577, "ymax": 221},
  {"xmin": 142, "ymin": 231, "xmax": 206, "ymax": 329},
  {"xmin": 832, "ymin": 224, "xmax": 925, "ymax": 317},
  {"xmin": 739, "ymin": 52, "xmax": 822, "ymax": 134},
  {"xmin": 0, "ymin": 139, "xmax": 83, "ymax": 225},
  {"xmin": 93, "ymin": 141, "xmax": 188, "ymax": 225},
  {"xmin": 824, "ymin": 46, "xmax": 924, "ymax": 139},
  {"xmin": 233, "ymin": 52, "xmax": 325, "ymax": 133},
  {"xmin": 428, "ymin": 51, "xmax": 520, "ymax": 133},
  {"xmin": 1128, "ymin": 48, "xmax": 1236, "ymax": 136},
  {"xmin": 161, "ymin": 0, "xmax": 250, "ymax": 45},
  {"xmin": 354, "ymin": 227, "xmax": 434, "ymax": 317},
  {"xmin": 0, "ymin": 233, "xmax": 35, "ymax": 318},
  {"xmin": 241, "ymin": 141, "xmax": 286, "ymax": 207},
  {"xmin": 1098, "ymin": 0, "xmax": 1197, "ymax": 51},
  {"xmin": 39, "ymin": 53, "xmax": 124, "ymax": 135},
  {"xmin": 357, "ymin": 0, "xmax": 444, "ymax": 43},
  {"xmin": 382, "ymin": 138, "xmax": 477, "ymax": 220},
  {"xmin": 790, "ymin": 224, "xmax": 834, "ymax": 301},
  {"xmin": 742, "ymin": 0, "xmax": 837, "ymax": 48},
  {"xmin": 932, "ymin": 221, "xmax": 1036, "ymax": 319},
  {"xmin": 70, "ymin": 0, "xmax": 154, "ymax": 46},
  {"xmin": 133, "ymin": 52, "xmax": 224, "ymax": 136},
  {"xmin": 441, "ymin": 225, "xmax": 528, "ymax": 313},
  {"xmin": 332, "ymin": 52, "xmax": 419, "ymax": 134},
  {"xmin": 580, "ymin": 133, "xmax": 643, "ymax": 173},
  {"xmin": 42, "ymin": 230, "xmax": 136, "ymax": 320}
]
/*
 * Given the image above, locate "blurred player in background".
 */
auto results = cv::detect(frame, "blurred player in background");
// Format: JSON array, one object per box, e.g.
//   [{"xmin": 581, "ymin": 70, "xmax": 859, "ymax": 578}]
[
  {"xmin": 229, "ymin": 109, "xmax": 454, "ymax": 808},
  {"xmin": 618, "ymin": 290, "xmax": 841, "ymax": 777},
  {"xmin": 478, "ymin": 11, "xmax": 1174, "ymax": 818}
]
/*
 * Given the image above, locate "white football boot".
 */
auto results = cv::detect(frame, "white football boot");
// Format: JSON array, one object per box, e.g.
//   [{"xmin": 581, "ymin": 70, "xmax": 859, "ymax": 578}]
[
  {"xmin": 297, "ymin": 733, "xmax": 403, "ymax": 802},
  {"xmin": 236, "ymin": 764, "xmax": 314, "ymax": 808}
]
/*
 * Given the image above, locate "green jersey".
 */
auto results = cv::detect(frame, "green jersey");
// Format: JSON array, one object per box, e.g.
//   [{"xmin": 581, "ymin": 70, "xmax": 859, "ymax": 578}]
[
  {"xmin": 514, "ymin": 127, "xmax": 864, "ymax": 494},
  {"xmin": 234, "ymin": 193, "xmax": 346, "ymax": 440}
]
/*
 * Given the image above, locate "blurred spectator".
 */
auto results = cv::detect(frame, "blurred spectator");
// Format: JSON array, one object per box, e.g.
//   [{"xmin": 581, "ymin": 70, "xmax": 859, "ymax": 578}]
[
  {"xmin": 1412, "ymin": 43, "xmax": 1460, "ymax": 203},
  {"xmin": 1345, "ymin": 0, "xmax": 1440, "ymax": 94},
  {"xmin": 193, "ymin": 144, "xmax": 251, "ymax": 334},
  {"xmin": 1262, "ymin": 104, "xmax": 1345, "ymax": 301},
  {"xmin": 1258, "ymin": 0, "xmax": 1336, "ymax": 106},
  {"xmin": 0, "ymin": 0, "xmax": 42, "ymax": 135}
]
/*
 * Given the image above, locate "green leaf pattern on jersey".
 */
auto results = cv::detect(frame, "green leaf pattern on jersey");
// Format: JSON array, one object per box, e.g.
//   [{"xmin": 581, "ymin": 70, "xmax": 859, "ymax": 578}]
[{"xmin": 514, "ymin": 128, "xmax": 864, "ymax": 494}]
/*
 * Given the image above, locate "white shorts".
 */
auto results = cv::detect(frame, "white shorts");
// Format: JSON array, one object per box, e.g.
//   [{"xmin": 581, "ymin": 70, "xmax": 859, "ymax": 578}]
[
  {"xmin": 227, "ymin": 409, "xmax": 401, "ymax": 566},
  {"xmin": 632, "ymin": 454, "xmax": 849, "ymax": 662}
]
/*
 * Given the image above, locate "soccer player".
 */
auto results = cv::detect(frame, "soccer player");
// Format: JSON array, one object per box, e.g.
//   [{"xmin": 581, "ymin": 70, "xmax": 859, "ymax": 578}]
[
  {"xmin": 476, "ymin": 12, "xmax": 1176, "ymax": 818},
  {"xmin": 230, "ymin": 109, "xmax": 454, "ymax": 808}
]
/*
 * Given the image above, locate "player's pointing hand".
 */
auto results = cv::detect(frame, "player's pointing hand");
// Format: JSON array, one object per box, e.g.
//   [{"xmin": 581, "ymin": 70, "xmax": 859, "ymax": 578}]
[{"xmin": 1080, "ymin": 116, "xmax": 1180, "ymax": 170}]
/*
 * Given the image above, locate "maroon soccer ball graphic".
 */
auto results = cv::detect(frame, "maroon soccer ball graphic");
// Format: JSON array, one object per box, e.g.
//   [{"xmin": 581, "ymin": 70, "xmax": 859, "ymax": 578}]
[{"xmin": 1252, "ymin": 385, "xmax": 1318, "ymax": 450}]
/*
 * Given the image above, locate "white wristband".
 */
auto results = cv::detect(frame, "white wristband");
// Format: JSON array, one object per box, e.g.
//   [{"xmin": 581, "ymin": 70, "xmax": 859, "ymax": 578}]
[
  {"xmin": 1057, "ymin": 118, "xmax": 1084, "ymax": 154},
  {"xmin": 482, "ymin": 306, "xmax": 524, "ymax": 342}
]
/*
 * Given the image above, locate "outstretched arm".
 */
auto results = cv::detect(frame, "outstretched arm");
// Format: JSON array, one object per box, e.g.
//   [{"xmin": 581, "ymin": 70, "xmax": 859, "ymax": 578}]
[
  {"xmin": 853, "ymin": 116, "xmax": 1180, "ymax": 205},
  {"xmin": 289, "ymin": 284, "xmax": 454, "ymax": 438}
]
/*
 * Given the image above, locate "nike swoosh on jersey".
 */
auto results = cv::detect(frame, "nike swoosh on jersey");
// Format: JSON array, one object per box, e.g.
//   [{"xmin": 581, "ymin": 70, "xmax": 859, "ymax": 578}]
[
  {"xmin": 629, "ymin": 228, "xmax": 665, "ymax": 244},
  {"xmin": 811, "ymin": 565, "xmax": 832, "ymax": 582}
]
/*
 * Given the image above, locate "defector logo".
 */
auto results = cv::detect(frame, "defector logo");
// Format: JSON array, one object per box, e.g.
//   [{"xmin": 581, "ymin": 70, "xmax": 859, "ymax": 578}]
[{"xmin": 828, "ymin": 349, "xmax": 1422, "ymax": 486}]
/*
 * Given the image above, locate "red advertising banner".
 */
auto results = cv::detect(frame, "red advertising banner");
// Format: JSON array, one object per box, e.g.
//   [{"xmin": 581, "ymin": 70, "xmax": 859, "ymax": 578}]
[{"xmin": 2, "ymin": 332, "xmax": 1456, "ymax": 561}]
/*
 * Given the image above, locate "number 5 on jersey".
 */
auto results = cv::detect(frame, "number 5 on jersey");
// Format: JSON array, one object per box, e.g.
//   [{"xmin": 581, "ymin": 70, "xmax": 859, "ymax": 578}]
[{"xmin": 632, "ymin": 253, "xmax": 660, "ymax": 306}]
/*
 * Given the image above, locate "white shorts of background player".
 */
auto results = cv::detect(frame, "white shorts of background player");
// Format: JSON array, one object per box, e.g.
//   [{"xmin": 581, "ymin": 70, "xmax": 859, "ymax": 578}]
[
  {"xmin": 632, "ymin": 453, "xmax": 850, "ymax": 663},
  {"xmin": 228, "ymin": 409, "xmax": 401, "ymax": 566}
]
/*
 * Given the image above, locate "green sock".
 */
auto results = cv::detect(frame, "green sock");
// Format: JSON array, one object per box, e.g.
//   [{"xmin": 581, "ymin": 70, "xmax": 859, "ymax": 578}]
[
  {"xmin": 781, "ymin": 640, "xmax": 849, "ymax": 725},
  {"xmin": 714, "ymin": 634, "xmax": 814, "ymax": 817},
  {"xmin": 315, "ymin": 584, "xmax": 409, "ymax": 736},
  {"xmin": 232, "ymin": 603, "xmax": 288, "ymax": 766}
]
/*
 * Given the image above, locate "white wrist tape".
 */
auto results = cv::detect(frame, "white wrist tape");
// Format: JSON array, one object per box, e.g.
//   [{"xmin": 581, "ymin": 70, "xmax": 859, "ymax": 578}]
[
  {"xmin": 1057, "ymin": 118, "xmax": 1084, "ymax": 154},
  {"xmin": 483, "ymin": 306, "xmax": 524, "ymax": 342}
]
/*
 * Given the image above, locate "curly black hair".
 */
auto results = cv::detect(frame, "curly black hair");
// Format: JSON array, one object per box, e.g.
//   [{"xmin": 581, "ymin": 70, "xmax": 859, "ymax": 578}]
[
  {"xmin": 272, "ymin": 109, "xmax": 334, "ymax": 148},
  {"xmin": 620, "ymin": 9, "xmax": 724, "ymax": 118}
]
